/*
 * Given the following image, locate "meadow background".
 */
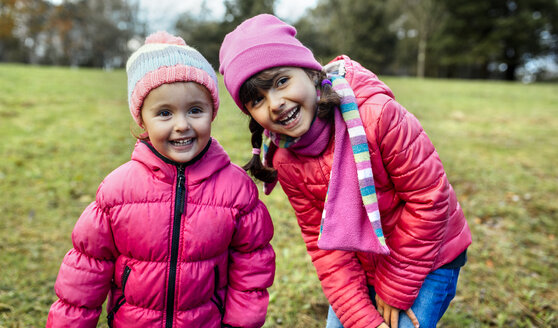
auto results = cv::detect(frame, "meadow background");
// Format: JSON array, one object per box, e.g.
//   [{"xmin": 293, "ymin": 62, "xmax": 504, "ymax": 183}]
[{"xmin": 0, "ymin": 63, "xmax": 557, "ymax": 327}]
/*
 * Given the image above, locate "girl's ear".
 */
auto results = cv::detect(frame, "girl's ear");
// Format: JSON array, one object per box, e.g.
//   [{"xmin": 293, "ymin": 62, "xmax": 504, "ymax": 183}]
[
  {"xmin": 306, "ymin": 70, "xmax": 320, "ymax": 86},
  {"xmin": 312, "ymin": 72, "xmax": 319, "ymax": 85},
  {"xmin": 140, "ymin": 123, "xmax": 148, "ymax": 137},
  {"xmin": 138, "ymin": 110, "xmax": 152, "ymax": 139},
  {"xmin": 130, "ymin": 120, "xmax": 149, "ymax": 140},
  {"xmin": 138, "ymin": 110, "xmax": 146, "ymax": 129}
]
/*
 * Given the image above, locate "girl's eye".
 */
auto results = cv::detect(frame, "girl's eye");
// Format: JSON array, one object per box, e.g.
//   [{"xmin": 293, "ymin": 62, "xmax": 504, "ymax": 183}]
[
  {"xmin": 276, "ymin": 77, "xmax": 288, "ymax": 87},
  {"xmin": 158, "ymin": 110, "xmax": 171, "ymax": 117},
  {"xmin": 188, "ymin": 107, "xmax": 203, "ymax": 114},
  {"xmin": 251, "ymin": 96, "xmax": 264, "ymax": 107}
]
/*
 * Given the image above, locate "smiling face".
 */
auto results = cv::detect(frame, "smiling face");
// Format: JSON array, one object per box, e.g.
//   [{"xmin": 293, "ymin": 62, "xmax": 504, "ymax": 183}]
[
  {"xmin": 141, "ymin": 82, "xmax": 213, "ymax": 163},
  {"xmin": 244, "ymin": 67, "xmax": 318, "ymax": 138}
]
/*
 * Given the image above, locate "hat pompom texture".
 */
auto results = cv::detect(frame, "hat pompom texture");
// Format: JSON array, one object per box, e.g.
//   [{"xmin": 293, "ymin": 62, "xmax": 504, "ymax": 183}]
[
  {"xmin": 145, "ymin": 31, "xmax": 186, "ymax": 46},
  {"xmin": 127, "ymin": 31, "xmax": 219, "ymax": 126}
]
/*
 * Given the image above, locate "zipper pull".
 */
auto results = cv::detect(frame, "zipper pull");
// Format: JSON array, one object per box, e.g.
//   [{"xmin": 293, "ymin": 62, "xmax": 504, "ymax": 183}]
[{"xmin": 177, "ymin": 166, "xmax": 186, "ymax": 215}]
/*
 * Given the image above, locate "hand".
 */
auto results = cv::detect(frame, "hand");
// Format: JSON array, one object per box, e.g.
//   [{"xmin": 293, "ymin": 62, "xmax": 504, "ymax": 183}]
[{"xmin": 375, "ymin": 294, "xmax": 419, "ymax": 328}]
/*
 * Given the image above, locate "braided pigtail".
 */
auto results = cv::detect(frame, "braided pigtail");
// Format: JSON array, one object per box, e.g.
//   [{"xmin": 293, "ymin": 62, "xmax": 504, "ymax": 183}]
[{"xmin": 242, "ymin": 117, "xmax": 278, "ymax": 183}]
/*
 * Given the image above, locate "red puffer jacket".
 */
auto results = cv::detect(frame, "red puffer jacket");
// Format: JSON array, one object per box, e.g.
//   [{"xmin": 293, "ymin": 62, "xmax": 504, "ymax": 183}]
[
  {"xmin": 47, "ymin": 139, "xmax": 275, "ymax": 328},
  {"xmin": 273, "ymin": 55, "xmax": 471, "ymax": 327}
]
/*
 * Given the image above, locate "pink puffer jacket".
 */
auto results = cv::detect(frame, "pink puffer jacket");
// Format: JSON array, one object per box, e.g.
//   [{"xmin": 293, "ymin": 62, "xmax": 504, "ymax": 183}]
[
  {"xmin": 47, "ymin": 139, "xmax": 275, "ymax": 328},
  {"xmin": 273, "ymin": 55, "xmax": 471, "ymax": 327}
]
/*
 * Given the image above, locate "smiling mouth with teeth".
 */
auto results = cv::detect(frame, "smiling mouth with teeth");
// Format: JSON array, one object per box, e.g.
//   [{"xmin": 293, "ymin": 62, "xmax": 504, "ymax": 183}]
[
  {"xmin": 170, "ymin": 138, "xmax": 194, "ymax": 146},
  {"xmin": 278, "ymin": 107, "xmax": 300, "ymax": 126}
]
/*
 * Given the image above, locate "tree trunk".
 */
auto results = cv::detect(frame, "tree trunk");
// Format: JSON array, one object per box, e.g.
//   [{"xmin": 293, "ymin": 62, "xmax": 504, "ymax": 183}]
[
  {"xmin": 505, "ymin": 62, "xmax": 517, "ymax": 81},
  {"xmin": 417, "ymin": 34, "xmax": 427, "ymax": 78}
]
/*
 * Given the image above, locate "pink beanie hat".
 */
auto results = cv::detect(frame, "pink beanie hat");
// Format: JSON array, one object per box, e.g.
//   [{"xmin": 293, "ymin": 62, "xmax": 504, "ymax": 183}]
[
  {"xmin": 219, "ymin": 14, "xmax": 322, "ymax": 112},
  {"xmin": 126, "ymin": 31, "xmax": 219, "ymax": 126}
]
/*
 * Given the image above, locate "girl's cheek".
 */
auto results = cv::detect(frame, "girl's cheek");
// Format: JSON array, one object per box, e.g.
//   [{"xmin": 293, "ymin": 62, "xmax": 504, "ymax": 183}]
[{"xmin": 254, "ymin": 117, "xmax": 269, "ymax": 128}]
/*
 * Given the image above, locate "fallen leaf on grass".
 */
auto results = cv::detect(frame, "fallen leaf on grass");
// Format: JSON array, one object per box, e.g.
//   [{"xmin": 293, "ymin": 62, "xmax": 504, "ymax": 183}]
[{"xmin": 0, "ymin": 303, "xmax": 13, "ymax": 313}]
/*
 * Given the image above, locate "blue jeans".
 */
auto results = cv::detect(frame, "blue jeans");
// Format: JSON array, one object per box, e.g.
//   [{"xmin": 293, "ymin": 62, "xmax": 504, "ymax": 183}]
[{"xmin": 325, "ymin": 267, "xmax": 461, "ymax": 328}]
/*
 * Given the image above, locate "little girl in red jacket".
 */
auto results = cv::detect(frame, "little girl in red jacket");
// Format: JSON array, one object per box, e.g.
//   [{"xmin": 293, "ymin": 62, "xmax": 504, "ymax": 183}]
[
  {"xmin": 46, "ymin": 31, "xmax": 275, "ymax": 328},
  {"xmin": 219, "ymin": 14, "xmax": 471, "ymax": 328}
]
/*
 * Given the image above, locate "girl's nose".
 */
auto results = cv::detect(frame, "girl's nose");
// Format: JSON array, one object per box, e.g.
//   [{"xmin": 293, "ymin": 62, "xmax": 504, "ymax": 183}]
[
  {"xmin": 268, "ymin": 92, "xmax": 285, "ymax": 112},
  {"xmin": 174, "ymin": 116, "xmax": 190, "ymax": 132}
]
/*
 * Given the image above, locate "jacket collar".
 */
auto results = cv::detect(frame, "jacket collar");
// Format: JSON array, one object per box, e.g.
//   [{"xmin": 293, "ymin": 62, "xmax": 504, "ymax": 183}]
[
  {"xmin": 327, "ymin": 55, "xmax": 395, "ymax": 100},
  {"xmin": 131, "ymin": 138, "xmax": 230, "ymax": 184}
]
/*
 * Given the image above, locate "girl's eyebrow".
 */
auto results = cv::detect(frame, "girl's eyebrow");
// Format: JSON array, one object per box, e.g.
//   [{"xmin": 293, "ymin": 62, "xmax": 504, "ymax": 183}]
[
  {"xmin": 268, "ymin": 68, "xmax": 290, "ymax": 80},
  {"xmin": 143, "ymin": 102, "xmax": 171, "ymax": 111}
]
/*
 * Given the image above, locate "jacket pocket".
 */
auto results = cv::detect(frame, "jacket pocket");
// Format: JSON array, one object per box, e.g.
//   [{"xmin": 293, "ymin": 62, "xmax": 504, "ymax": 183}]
[
  {"xmin": 210, "ymin": 266, "xmax": 225, "ymax": 319},
  {"xmin": 107, "ymin": 265, "xmax": 131, "ymax": 327}
]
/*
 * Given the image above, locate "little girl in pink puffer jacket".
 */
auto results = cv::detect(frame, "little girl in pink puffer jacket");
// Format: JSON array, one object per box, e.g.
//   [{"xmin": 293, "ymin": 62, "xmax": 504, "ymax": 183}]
[{"xmin": 46, "ymin": 31, "xmax": 275, "ymax": 328}]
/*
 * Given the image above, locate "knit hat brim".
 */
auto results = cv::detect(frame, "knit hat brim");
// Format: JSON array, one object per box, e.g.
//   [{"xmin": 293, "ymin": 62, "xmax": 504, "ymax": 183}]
[{"xmin": 129, "ymin": 64, "xmax": 220, "ymax": 126}]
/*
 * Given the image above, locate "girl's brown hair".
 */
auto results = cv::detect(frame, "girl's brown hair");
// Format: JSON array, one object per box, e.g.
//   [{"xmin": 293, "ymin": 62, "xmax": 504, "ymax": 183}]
[{"xmin": 239, "ymin": 68, "xmax": 341, "ymax": 182}]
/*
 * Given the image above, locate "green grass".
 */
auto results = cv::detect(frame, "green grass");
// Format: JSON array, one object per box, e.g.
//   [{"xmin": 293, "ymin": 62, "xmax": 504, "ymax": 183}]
[{"xmin": 0, "ymin": 64, "xmax": 557, "ymax": 327}]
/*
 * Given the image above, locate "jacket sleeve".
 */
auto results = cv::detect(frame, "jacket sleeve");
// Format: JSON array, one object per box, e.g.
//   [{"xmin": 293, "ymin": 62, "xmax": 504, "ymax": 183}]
[
  {"xmin": 369, "ymin": 96, "xmax": 451, "ymax": 310},
  {"xmin": 223, "ymin": 186, "xmax": 275, "ymax": 328},
  {"xmin": 276, "ymin": 166, "xmax": 384, "ymax": 328},
  {"xmin": 46, "ymin": 200, "xmax": 118, "ymax": 328}
]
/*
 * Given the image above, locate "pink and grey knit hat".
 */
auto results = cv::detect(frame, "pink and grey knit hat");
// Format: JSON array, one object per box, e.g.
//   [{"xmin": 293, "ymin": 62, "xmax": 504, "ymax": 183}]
[
  {"xmin": 126, "ymin": 31, "xmax": 219, "ymax": 126},
  {"xmin": 219, "ymin": 14, "xmax": 322, "ymax": 112}
]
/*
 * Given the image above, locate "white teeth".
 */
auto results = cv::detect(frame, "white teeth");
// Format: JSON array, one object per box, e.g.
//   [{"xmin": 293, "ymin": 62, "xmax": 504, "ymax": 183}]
[
  {"xmin": 279, "ymin": 108, "xmax": 299, "ymax": 125},
  {"xmin": 171, "ymin": 138, "xmax": 193, "ymax": 145}
]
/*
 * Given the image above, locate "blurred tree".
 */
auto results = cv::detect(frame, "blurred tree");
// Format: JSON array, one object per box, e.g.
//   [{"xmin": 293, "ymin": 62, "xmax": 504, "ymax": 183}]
[
  {"xmin": 4, "ymin": 0, "xmax": 556, "ymax": 80},
  {"xmin": 295, "ymin": 0, "xmax": 397, "ymax": 74},
  {"xmin": 0, "ymin": 0, "xmax": 16, "ymax": 37},
  {"xmin": 293, "ymin": 13, "xmax": 333, "ymax": 65},
  {"xmin": 175, "ymin": 1, "xmax": 224, "ymax": 68},
  {"xmin": 387, "ymin": 0, "xmax": 447, "ymax": 78},
  {"xmin": 1, "ymin": 0, "xmax": 142, "ymax": 67},
  {"xmin": 175, "ymin": 0, "xmax": 276, "ymax": 69},
  {"xmin": 56, "ymin": 0, "xmax": 141, "ymax": 67},
  {"xmin": 10, "ymin": 0, "xmax": 52, "ymax": 63},
  {"xmin": 0, "ymin": 0, "xmax": 21, "ymax": 61},
  {"xmin": 433, "ymin": 0, "xmax": 558, "ymax": 80},
  {"xmin": 223, "ymin": 0, "xmax": 275, "ymax": 26}
]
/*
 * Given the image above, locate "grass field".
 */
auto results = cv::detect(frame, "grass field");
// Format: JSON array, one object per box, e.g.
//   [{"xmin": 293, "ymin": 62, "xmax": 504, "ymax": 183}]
[{"xmin": 0, "ymin": 63, "xmax": 557, "ymax": 327}]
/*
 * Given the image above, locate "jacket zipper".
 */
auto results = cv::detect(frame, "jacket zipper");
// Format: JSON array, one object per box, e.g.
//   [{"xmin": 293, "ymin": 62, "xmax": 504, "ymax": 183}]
[
  {"xmin": 210, "ymin": 266, "xmax": 225, "ymax": 318},
  {"xmin": 107, "ymin": 265, "xmax": 131, "ymax": 327},
  {"xmin": 166, "ymin": 164, "xmax": 186, "ymax": 328}
]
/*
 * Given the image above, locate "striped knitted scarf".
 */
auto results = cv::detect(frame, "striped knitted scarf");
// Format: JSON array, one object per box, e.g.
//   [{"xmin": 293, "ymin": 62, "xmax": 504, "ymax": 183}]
[{"xmin": 264, "ymin": 75, "xmax": 389, "ymax": 254}]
